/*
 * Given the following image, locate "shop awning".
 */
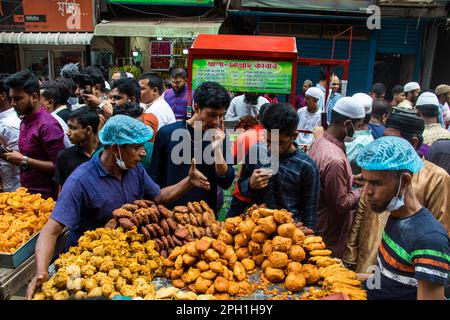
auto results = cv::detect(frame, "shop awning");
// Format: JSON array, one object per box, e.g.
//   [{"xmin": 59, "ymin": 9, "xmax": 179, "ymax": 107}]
[
  {"xmin": 0, "ymin": 32, "xmax": 94, "ymax": 45},
  {"xmin": 94, "ymin": 20, "xmax": 222, "ymax": 38}
]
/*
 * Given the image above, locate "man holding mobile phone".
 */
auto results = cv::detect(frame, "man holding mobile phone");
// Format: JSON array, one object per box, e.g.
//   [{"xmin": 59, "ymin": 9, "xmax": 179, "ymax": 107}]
[{"xmin": 237, "ymin": 103, "xmax": 320, "ymax": 230}]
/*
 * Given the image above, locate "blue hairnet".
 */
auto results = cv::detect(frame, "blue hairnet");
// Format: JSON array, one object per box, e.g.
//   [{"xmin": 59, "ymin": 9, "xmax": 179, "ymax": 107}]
[
  {"xmin": 356, "ymin": 136, "xmax": 424, "ymax": 173},
  {"xmin": 99, "ymin": 115, "xmax": 153, "ymax": 146}
]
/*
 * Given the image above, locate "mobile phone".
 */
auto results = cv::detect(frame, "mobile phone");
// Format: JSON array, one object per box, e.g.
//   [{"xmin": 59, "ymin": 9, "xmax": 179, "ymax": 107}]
[
  {"xmin": 259, "ymin": 168, "xmax": 273, "ymax": 177},
  {"xmin": 0, "ymin": 146, "xmax": 11, "ymax": 154}
]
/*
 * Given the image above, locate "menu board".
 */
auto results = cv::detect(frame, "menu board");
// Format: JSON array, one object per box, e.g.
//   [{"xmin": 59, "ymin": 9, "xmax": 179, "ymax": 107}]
[{"xmin": 192, "ymin": 59, "xmax": 293, "ymax": 94}]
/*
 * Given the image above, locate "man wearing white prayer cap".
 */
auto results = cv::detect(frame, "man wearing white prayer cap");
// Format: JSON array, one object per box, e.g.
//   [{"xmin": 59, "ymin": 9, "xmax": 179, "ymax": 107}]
[
  {"xmin": 398, "ymin": 81, "xmax": 421, "ymax": 109},
  {"xmin": 346, "ymin": 93, "xmax": 375, "ymax": 173},
  {"xmin": 309, "ymin": 96, "xmax": 365, "ymax": 258},
  {"xmin": 296, "ymin": 87, "xmax": 323, "ymax": 145},
  {"xmin": 416, "ymin": 92, "xmax": 450, "ymax": 146}
]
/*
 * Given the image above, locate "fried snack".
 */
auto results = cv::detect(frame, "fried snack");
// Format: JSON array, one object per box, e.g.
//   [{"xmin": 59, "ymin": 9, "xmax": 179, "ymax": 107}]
[
  {"xmin": 272, "ymin": 210, "xmax": 293, "ymax": 224},
  {"xmin": 0, "ymin": 187, "xmax": 54, "ymax": 253},
  {"xmin": 309, "ymin": 249, "xmax": 332, "ymax": 257},
  {"xmin": 313, "ymin": 257, "xmax": 339, "ymax": 268},
  {"xmin": 196, "ymin": 261, "xmax": 210, "ymax": 272},
  {"xmin": 224, "ymin": 217, "xmax": 242, "ymax": 235},
  {"xmin": 323, "ymin": 276, "xmax": 361, "ymax": 288},
  {"xmin": 253, "ymin": 254, "xmax": 266, "ymax": 267},
  {"xmin": 233, "ymin": 262, "xmax": 246, "ymax": 281},
  {"xmin": 272, "ymin": 236, "xmax": 292, "ymax": 252},
  {"xmin": 201, "ymin": 270, "xmax": 218, "ymax": 280},
  {"xmin": 211, "ymin": 240, "xmax": 227, "ymax": 255},
  {"xmin": 251, "ymin": 230, "xmax": 268, "ymax": 243},
  {"xmin": 194, "ymin": 277, "xmax": 213, "ymax": 294},
  {"xmin": 264, "ymin": 267, "xmax": 285, "ymax": 283},
  {"xmin": 235, "ymin": 247, "xmax": 250, "ymax": 260},
  {"xmin": 256, "ymin": 216, "xmax": 277, "ymax": 235},
  {"xmin": 238, "ymin": 219, "xmax": 255, "ymax": 238},
  {"xmin": 205, "ymin": 248, "xmax": 220, "ymax": 261},
  {"xmin": 233, "ymin": 233, "xmax": 248, "ymax": 249},
  {"xmin": 185, "ymin": 241, "xmax": 200, "ymax": 258},
  {"xmin": 303, "ymin": 236, "xmax": 323, "ymax": 245},
  {"xmin": 285, "ymin": 273, "xmax": 306, "ymax": 292},
  {"xmin": 181, "ymin": 268, "xmax": 201, "ymax": 284},
  {"xmin": 195, "ymin": 239, "xmax": 211, "ymax": 253},
  {"xmin": 182, "ymin": 254, "xmax": 197, "ymax": 266},
  {"xmin": 320, "ymin": 265, "xmax": 357, "ymax": 280},
  {"xmin": 217, "ymin": 230, "xmax": 234, "ymax": 245},
  {"xmin": 112, "ymin": 208, "xmax": 133, "ymax": 219},
  {"xmin": 268, "ymin": 251, "xmax": 289, "ymax": 269},
  {"xmin": 291, "ymin": 228, "xmax": 306, "ymax": 245},
  {"xmin": 301, "ymin": 264, "xmax": 320, "ymax": 285},
  {"xmin": 248, "ymin": 240, "xmax": 262, "ymax": 255},
  {"xmin": 286, "ymin": 262, "xmax": 303, "ymax": 274},
  {"xmin": 155, "ymin": 287, "xmax": 178, "ymax": 299},
  {"xmin": 289, "ymin": 245, "xmax": 306, "ymax": 262},
  {"xmin": 214, "ymin": 276, "xmax": 229, "ymax": 293},
  {"xmin": 227, "ymin": 281, "xmax": 240, "ymax": 295},
  {"xmin": 304, "ymin": 242, "xmax": 326, "ymax": 251},
  {"xmin": 241, "ymin": 258, "xmax": 256, "ymax": 272},
  {"xmin": 277, "ymin": 223, "xmax": 296, "ymax": 238},
  {"xmin": 258, "ymin": 208, "xmax": 275, "ymax": 217}
]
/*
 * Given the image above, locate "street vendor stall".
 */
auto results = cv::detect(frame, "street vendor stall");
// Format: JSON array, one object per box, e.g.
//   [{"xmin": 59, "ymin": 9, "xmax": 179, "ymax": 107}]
[{"xmin": 186, "ymin": 34, "xmax": 298, "ymax": 122}]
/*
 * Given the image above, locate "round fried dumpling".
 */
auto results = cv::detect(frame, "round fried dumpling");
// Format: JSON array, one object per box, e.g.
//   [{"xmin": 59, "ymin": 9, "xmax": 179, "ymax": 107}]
[
  {"xmin": 272, "ymin": 236, "xmax": 292, "ymax": 252},
  {"xmin": 285, "ymin": 272, "xmax": 306, "ymax": 292},
  {"xmin": 286, "ymin": 261, "xmax": 303, "ymax": 274},
  {"xmin": 301, "ymin": 264, "xmax": 320, "ymax": 285},
  {"xmin": 268, "ymin": 251, "xmax": 288, "ymax": 269},
  {"xmin": 277, "ymin": 223, "xmax": 296, "ymax": 238},
  {"xmin": 289, "ymin": 245, "xmax": 306, "ymax": 262},
  {"xmin": 265, "ymin": 267, "xmax": 285, "ymax": 283}
]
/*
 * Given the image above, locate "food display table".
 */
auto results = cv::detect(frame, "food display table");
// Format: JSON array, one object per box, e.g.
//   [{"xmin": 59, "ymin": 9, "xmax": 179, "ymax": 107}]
[{"xmin": 0, "ymin": 230, "xmax": 70, "ymax": 300}]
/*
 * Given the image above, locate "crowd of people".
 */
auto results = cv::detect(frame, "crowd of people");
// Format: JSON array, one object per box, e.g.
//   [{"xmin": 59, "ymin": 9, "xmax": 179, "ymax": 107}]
[{"xmin": 0, "ymin": 63, "xmax": 448, "ymax": 301}]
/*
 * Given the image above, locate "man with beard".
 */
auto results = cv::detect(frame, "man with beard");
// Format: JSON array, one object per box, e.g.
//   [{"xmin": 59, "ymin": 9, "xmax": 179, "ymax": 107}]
[
  {"xmin": 2, "ymin": 71, "xmax": 65, "ymax": 199},
  {"xmin": 309, "ymin": 97, "xmax": 365, "ymax": 258},
  {"xmin": 224, "ymin": 92, "xmax": 269, "ymax": 122},
  {"xmin": 355, "ymin": 136, "xmax": 449, "ymax": 300},
  {"xmin": 150, "ymin": 81, "xmax": 235, "ymax": 212},
  {"xmin": 397, "ymin": 82, "xmax": 421, "ymax": 109},
  {"xmin": 164, "ymin": 68, "xmax": 190, "ymax": 121},
  {"xmin": 343, "ymin": 111, "xmax": 449, "ymax": 274}
]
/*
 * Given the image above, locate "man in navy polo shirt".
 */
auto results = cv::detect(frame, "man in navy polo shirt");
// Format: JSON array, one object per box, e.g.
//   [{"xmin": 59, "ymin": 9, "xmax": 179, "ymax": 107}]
[{"xmin": 26, "ymin": 115, "xmax": 210, "ymax": 299}]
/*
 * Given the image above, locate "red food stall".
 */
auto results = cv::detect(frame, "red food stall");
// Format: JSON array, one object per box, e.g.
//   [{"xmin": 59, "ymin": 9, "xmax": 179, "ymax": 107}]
[{"xmin": 187, "ymin": 34, "xmax": 298, "ymax": 117}]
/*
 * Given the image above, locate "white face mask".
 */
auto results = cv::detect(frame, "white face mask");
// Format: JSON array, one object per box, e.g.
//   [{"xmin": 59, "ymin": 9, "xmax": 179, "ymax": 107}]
[
  {"xmin": 386, "ymin": 176, "xmax": 405, "ymax": 212},
  {"xmin": 114, "ymin": 146, "xmax": 128, "ymax": 170}
]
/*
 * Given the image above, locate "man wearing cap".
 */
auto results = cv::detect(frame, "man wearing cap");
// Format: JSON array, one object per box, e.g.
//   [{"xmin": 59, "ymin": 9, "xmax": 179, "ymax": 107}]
[
  {"xmin": 345, "ymin": 93, "xmax": 374, "ymax": 174},
  {"xmin": 309, "ymin": 97, "xmax": 365, "ymax": 258},
  {"xmin": 343, "ymin": 110, "xmax": 449, "ymax": 275},
  {"xmin": 416, "ymin": 92, "xmax": 450, "ymax": 146},
  {"xmin": 398, "ymin": 82, "xmax": 421, "ymax": 109},
  {"xmin": 26, "ymin": 115, "xmax": 210, "ymax": 299},
  {"xmin": 435, "ymin": 84, "xmax": 450, "ymax": 127},
  {"xmin": 355, "ymin": 136, "xmax": 449, "ymax": 300},
  {"xmin": 296, "ymin": 87, "xmax": 323, "ymax": 146}
]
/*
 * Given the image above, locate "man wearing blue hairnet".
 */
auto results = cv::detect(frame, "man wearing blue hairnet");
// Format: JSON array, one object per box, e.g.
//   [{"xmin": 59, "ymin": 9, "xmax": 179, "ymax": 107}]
[
  {"xmin": 356, "ymin": 136, "xmax": 449, "ymax": 300},
  {"xmin": 26, "ymin": 115, "xmax": 210, "ymax": 299}
]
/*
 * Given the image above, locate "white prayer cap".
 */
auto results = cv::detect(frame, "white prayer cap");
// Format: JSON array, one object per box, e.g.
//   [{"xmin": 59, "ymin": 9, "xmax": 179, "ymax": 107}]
[
  {"xmin": 126, "ymin": 72, "xmax": 134, "ymax": 79},
  {"xmin": 416, "ymin": 92, "xmax": 439, "ymax": 107},
  {"xmin": 305, "ymin": 87, "xmax": 323, "ymax": 100},
  {"xmin": 104, "ymin": 81, "xmax": 111, "ymax": 91},
  {"xmin": 404, "ymin": 82, "xmax": 420, "ymax": 92},
  {"xmin": 333, "ymin": 96, "xmax": 365, "ymax": 119},
  {"xmin": 352, "ymin": 93, "xmax": 373, "ymax": 114}
]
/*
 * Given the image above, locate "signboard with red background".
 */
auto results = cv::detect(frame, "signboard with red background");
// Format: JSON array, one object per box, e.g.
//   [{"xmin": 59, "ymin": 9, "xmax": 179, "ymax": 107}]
[{"xmin": 0, "ymin": 0, "xmax": 94, "ymax": 32}]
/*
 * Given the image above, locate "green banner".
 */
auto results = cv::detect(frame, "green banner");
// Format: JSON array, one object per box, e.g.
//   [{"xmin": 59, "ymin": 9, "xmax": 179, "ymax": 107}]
[
  {"xmin": 192, "ymin": 59, "xmax": 293, "ymax": 94},
  {"xmin": 107, "ymin": 0, "xmax": 214, "ymax": 5}
]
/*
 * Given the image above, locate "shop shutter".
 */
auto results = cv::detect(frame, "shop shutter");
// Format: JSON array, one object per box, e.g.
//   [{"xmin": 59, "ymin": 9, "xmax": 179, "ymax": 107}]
[
  {"xmin": 296, "ymin": 38, "xmax": 371, "ymax": 96},
  {"xmin": 376, "ymin": 18, "xmax": 424, "ymax": 54}
]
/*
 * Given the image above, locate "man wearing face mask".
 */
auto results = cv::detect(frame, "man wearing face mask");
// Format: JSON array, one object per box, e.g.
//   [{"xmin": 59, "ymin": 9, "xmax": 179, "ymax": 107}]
[
  {"xmin": 343, "ymin": 111, "xmax": 449, "ymax": 274},
  {"xmin": 355, "ymin": 136, "xmax": 449, "ymax": 300},
  {"xmin": 26, "ymin": 114, "xmax": 210, "ymax": 299},
  {"xmin": 309, "ymin": 97, "xmax": 365, "ymax": 258},
  {"xmin": 345, "ymin": 93, "xmax": 374, "ymax": 174}
]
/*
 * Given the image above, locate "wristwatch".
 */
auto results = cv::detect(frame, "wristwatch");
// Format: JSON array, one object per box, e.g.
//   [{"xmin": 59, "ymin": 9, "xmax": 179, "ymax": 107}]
[{"xmin": 19, "ymin": 156, "xmax": 28, "ymax": 170}]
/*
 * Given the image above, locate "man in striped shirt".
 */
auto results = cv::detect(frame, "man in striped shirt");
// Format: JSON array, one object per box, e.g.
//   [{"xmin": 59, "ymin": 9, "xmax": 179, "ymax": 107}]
[{"xmin": 356, "ymin": 136, "xmax": 449, "ymax": 300}]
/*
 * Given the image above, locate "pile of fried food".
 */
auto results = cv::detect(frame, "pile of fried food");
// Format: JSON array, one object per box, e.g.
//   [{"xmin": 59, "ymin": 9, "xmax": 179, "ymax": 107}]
[
  {"xmin": 163, "ymin": 236, "xmax": 256, "ymax": 299},
  {"xmin": 105, "ymin": 200, "xmax": 223, "ymax": 258},
  {"xmin": 217, "ymin": 205, "xmax": 367, "ymax": 300},
  {"xmin": 32, "ymin": 228, "xmax": 164, "ymax": 300},
  {"xmin": 151, "ymin": 286, "xmax": 214, "ymax": 300},
  {"xmin": 0, "ymin": 187, "xmax": 54, "ymax": 254}
]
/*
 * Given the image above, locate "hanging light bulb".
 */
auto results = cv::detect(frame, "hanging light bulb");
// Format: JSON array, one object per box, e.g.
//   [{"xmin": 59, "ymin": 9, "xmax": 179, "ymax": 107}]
[
  {"xmin": 183, "ymin": 49, "xmax": 188, "ymax": 55},
  {"xmin": 157, "ymin": 37, "xmax": 163, "ymax": 41}
]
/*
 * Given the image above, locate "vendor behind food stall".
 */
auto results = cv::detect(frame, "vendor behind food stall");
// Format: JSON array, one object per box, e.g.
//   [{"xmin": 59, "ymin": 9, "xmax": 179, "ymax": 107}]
[{"xmin": 26, "ymin": 115, "xmax": 210, "ymax": 299}]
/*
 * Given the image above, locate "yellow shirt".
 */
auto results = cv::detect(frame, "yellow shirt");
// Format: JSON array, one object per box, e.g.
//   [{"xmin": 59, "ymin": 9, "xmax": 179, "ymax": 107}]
[{"xmin": 423, "ymin": 123, "xmax": 450, "ymax": 146}]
